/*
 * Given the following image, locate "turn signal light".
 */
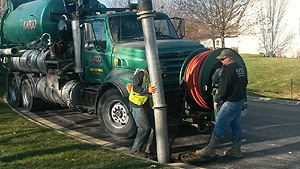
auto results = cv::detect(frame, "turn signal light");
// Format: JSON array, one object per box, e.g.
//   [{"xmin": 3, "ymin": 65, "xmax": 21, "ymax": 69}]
[
  {"xmin": 127, "ymin": 83, "xmax": 132, "ymax": 91},
  {"xmin": 114, "ymin": 58, "xmax": 118, "ymax": 66}
]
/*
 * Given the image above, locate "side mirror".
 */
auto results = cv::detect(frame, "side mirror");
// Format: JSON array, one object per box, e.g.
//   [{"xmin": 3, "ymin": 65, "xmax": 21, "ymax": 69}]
[
  {"xmin": 84, "ymin": 23, "xmax": 94, "ymax": 51},
  {"xmin": 170, "ymin": 17, "xmax": 185, "ymax": 39},
  {"xmin": 84, "ymin": 23, "xmax": 93, "ymax": 43}
]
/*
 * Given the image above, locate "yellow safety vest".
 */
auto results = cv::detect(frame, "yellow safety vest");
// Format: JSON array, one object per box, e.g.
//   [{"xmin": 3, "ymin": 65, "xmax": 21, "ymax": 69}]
[{"xmin": 129, "ymin": 69, "xmax": 153, "ymax": 107}]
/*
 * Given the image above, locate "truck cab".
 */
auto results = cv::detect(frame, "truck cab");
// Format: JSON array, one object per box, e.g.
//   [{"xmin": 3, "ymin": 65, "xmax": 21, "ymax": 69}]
[{"xmin": 81, "ymin": 11, "xmax": 202, "ymax": 92}]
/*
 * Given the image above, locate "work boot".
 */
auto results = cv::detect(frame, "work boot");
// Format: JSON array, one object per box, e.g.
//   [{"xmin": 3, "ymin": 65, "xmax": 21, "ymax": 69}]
[
  {"xmin": 224, "ymin": 136, "xmax": 243, "ymax": 158},
  {"xmin": 132, "ymin": 151, "xmax": 149, "ymax": 158},
  {"xmin": 195, "ymin": 135, "xmax": 220, "ymax": 158}
]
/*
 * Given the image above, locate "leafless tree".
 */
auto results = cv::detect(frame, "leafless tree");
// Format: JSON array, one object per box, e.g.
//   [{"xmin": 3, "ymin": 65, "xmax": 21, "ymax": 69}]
[
  {"xmin": 183, "ymin": 17, "xmax": 211, "ymax": 43},
  {"xmin": 256, "ymin": 0, "xmax": 294, "ymax": 57},
  {"xmin": 175, "ymin": 0, "xmax": 252, "ymax": 48},
  {"xmin": 107, "ymin": 0, "xmax": 178, "ymax": 16},
  {"xmin": 105, "ymin": 0, "xmax": 128, "ymax": 8},
  {"xmin": 152, "ymin": 0, "xmax": 178, "ymax": 17},
  {"xmin": 0, "ymin": 0, "xmax": 7, "ymax": 21}
]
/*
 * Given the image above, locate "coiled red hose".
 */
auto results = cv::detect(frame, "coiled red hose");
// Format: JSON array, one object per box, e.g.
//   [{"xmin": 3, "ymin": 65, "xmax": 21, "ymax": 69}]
[{"xmin": 184, "ymin": 50, "xmax": 213, "ymax": 110}]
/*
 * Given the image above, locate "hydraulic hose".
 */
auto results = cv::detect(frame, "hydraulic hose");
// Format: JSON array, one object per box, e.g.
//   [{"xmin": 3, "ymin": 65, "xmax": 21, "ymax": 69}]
[{"xmin": 184, "ymin": 50, "xmax": 213, "ymax": 110}]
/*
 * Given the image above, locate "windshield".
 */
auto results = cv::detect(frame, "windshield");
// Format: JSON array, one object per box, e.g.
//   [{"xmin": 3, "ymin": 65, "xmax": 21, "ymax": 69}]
[{"xmin": 108, "ymin": 13, "xmax": 179, "ymax": 42}]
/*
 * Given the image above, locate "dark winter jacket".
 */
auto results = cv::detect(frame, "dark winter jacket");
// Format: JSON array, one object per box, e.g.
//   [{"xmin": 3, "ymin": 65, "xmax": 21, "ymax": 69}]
[{"xmin": 215, "ymin": 62, "xmax": 248, "ymax": 103}]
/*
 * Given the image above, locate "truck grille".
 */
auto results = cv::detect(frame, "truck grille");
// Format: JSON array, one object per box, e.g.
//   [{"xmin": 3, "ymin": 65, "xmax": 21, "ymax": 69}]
[{"xmin": 159, "ymin": 52, "xmax": 190, "ymax": 95}]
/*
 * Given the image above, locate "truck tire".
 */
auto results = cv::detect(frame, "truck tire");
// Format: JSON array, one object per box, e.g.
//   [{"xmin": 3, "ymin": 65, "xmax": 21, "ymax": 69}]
[
  {"xmin": 7, "ymin": 76, "xmax": 21, "ymax": 107},
  {"xmin": 98, "ymin": 88, "xmax": 136, "ymax": 138},
  {"xmin": 21, "ymin": 79, "xmax": 43, "ymax": 111}
]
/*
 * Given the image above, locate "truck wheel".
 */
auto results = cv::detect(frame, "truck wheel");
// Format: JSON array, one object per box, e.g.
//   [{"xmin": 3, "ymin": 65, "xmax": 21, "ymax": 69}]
[
  {"xmin": 7, "ymin": 76, "xmax": 21, "ymax": 107},
  {"xmin": 21, "ymin": 79, "xmax": 43, "ymax": 111},
  {"xmin": 98, "ymin": 88, "xmax": 136, "ymax": 138}
]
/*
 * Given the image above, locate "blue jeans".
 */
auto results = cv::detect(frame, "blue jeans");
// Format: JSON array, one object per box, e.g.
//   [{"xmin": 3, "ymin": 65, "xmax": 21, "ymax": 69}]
[
  {"xmin": 131, "ymin": 107, "xmax": 155, "ymax": 153},
  {"xmin": 213, "ymin": 100, "xmax": 244, "ymax": 138}
]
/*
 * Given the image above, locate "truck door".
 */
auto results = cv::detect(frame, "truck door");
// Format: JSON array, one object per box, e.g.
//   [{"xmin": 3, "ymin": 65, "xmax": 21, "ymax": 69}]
[{"xmin": 82, "ymin": 20, "xmax": 111, "ymax": 83}]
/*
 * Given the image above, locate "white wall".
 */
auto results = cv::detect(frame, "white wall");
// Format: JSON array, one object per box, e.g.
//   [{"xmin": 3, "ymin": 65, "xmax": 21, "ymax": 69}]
[
  {"xmin": 200, "ymin": 39, "xmax": 214, "ymax": 48},
  {"xmin": 238, "ymin": 35, "xmax": 260, "ymax": 54},
  {"xmin": 200, "ymin": 37, "xmax": 238, "ymax": 49},
  {"xmin": 225, "ymin": 37, "xmax": 238, "ymax": 48},
  {"xmin": 284, "ymin": 0, "xmax": 300, "ymax": 57}
]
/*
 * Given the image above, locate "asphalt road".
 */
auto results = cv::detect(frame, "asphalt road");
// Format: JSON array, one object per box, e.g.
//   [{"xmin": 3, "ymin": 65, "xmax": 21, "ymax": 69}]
[
  {"xmin": 191, "ymin": 98, "xmax": 300, "ymax": 169},
  {"xmin": 12, "ymin": 98, "xmax": 300, "ymax": 169}
]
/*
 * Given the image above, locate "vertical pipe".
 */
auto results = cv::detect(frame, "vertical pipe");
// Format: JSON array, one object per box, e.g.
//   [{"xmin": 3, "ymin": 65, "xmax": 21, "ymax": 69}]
[
  {"xmin": 138, "ymin": 0, "xmax": 169, "ymax": 164},
  {"xmin": 71, "ymin": 14, "xmax": 83, "ymax": 73}
]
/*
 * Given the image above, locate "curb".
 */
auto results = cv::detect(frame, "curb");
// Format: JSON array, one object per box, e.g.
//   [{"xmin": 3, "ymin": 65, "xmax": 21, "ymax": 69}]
[{"xmin": 248, "ymin": 96, "xmax": 300, "ymax": 107}]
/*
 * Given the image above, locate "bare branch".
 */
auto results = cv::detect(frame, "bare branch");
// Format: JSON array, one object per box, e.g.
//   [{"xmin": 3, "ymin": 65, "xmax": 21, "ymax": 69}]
[
  {"xmin": 0, "ymin": 0, "xmax": 7, "ymax": 21},
  {"xmin": 255, "ymin": 0, "xmax": 293, "ymax": 57},
  {"xmin": 175, "ymin": 0, "xmax": 252, "ymax": 48}
]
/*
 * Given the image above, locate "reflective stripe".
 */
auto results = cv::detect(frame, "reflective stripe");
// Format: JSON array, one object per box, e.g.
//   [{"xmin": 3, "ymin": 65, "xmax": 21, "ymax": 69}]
[{"xmin": 129, "ymin": 69, "xmax": 151, "ymax": 106}]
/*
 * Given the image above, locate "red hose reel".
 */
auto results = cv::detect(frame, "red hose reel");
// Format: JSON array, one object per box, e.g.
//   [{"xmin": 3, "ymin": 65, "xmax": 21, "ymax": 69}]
[{"xmin": 184, "ymin": 50, "xmax": 213, "ymax": 110}]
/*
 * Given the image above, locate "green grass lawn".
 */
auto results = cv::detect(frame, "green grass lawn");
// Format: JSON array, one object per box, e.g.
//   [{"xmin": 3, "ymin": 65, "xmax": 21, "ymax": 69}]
[
  {"xmin": 0, "ymin": 86, "xmax": 174, "ymax": 169},
  {"xmin": 241, "ymin": 54, "xmax": 300, "ymax": 100}
]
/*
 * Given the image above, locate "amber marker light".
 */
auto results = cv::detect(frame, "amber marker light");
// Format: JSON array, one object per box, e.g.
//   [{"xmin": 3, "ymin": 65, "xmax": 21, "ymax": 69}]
[
  {"xmin": 114, "ymin": 58, "xmax": 118, "ymax": 66},
  {"xmin": 127, "ymin": 83, "xmax": 132, "ymax": 91}
]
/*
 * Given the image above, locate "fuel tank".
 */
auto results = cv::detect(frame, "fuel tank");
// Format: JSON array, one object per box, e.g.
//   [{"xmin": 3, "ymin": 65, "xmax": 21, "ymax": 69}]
[{"xmin": 2, "ymin": 0, "xmax": 65, "ymax": 46}]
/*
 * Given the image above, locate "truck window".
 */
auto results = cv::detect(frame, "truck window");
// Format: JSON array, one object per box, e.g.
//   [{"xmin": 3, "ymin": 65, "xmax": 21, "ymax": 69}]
[
  {"xmin": 108, "ymin": 14, "xmax": 178, "ymax": 42},
  {"xmin": 154, "ymin": 20, "xmax": 170, "ymax": 37},
  {"xmin": 92, "ymin": 20, "xmax": 107, "ymax": 50}
]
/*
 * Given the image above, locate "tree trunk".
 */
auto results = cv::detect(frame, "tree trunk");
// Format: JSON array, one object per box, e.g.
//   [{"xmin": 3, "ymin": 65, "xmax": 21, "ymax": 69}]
[
  {"xmin": 221, "ymin": 36, "xmax": 225, "ymax": 48},
  {"xmin": 212, "ymin": 38, "xmax": 216, "ymax": 50}
]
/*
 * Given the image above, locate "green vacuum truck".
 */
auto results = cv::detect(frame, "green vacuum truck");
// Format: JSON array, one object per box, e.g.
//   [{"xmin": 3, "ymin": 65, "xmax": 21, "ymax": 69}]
[{"xmin": 0, "ymin": 0, "xmax": 246, "ymax": 138}]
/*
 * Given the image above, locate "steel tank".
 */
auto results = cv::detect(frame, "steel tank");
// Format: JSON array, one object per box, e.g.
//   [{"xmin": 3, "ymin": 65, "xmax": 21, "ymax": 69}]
[
  {"xmin": 10, "ymin": 50, "xmax": 48, "ymax": 74},
  {"xmin": 2, "ymin": 0, "xmax": 65, "ymax": 45},
  {"xmin": 36, "ymin": 77, "xmax": 83, "ymax": 108}
]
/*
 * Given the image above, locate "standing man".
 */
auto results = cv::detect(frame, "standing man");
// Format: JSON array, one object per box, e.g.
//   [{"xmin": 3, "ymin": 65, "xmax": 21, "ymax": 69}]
[
  {"xmin": 129, "ymin": 67, "xmax": 156, "ymax": 157},
  {"xmin": 196, "ymin": 49, "xmax": 248, "ymax": 158}
]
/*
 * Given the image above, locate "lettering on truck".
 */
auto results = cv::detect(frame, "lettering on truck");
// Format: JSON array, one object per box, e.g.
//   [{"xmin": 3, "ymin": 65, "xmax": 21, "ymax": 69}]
[
  {"xmin": 23, "ymin": 19, "xmax": 37, "ymax": 30},
  {"xmin": 90, "ymin": 56, "xmax": 102, "ymax": 63},
  {"xmin": 90, "ymin": 68, "xmax": 103, "ymax": 73}
]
